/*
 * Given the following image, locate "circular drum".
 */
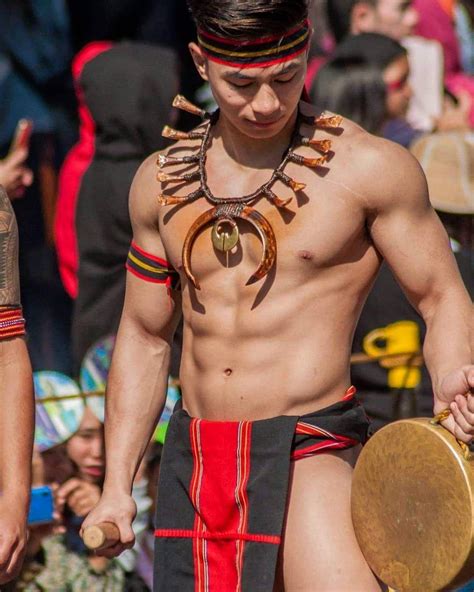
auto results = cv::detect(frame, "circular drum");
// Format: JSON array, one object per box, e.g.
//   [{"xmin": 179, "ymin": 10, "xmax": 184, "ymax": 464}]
[{"xmin": 351, "ymin": 418, "xmax": 474, "ymax": 591}]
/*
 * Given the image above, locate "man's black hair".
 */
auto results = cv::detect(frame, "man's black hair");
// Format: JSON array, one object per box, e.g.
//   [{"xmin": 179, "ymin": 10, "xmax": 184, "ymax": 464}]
[
  {"xmin": 187, "ymin": 0, "xmax": 309, "ymax": 39},
  {"xmin": 326, "ymin": 0, "xmax": 377, "ymax": 42}
]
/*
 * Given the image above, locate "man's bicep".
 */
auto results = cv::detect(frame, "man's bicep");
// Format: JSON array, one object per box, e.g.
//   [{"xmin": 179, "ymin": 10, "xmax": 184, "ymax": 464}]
[
  {"xmin": 121, "ymin": 272, "xmax": 181, "ymax": 344},
  {"xmin": 369, "ymin": 156, "xmax": 466, "ymax": 313},
  {"xmin": 374, "ymin": 209, "xmax": 457, "ymax": 304},
  {"xmin": 122, "ymin": 154, "xmax": 181, "ymax": 342}
]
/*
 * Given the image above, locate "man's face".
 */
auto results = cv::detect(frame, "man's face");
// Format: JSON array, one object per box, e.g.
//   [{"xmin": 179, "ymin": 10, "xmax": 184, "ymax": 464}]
[
  {"xmin": 193, "ymin": 49, "xmax": 308, "ymax": 140},
  {"xmin": 354, "ymin": 0, "xmax": 418, "ymax": 40}
]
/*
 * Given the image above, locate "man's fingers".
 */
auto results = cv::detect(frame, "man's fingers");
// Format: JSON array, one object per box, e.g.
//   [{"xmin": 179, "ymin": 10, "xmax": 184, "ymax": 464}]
[
  {"xmin": 450, "ymin": 402, "xmax": 473, "ymax": 434},
  {"xmin": 465, "ymin": 367, "xmax": 474, "ymax": 390},
  {"xmin": 3, "ymin": 541, "xmax": 25, "ymax": 582},
  {"xmin": 88, "ymin": 524, "xmax": 135, "ymax": 558},
  {"xmin": 0, "ymin": 535, "xmax": 21, "ymax": 584},
  {"xmin": 449, "ymin": 403, "xmax": 474, "ymax": 443},
  {"xmin": 454, "ymin": 395, "xmax": 474, "ymax": 428},
  {"xmin": 0, "ymin": 535, "xmax": 16, "ymax": 570},
  {"xmin": 96, "ymin": 542, "xmax": 129, "ymax": 559}
]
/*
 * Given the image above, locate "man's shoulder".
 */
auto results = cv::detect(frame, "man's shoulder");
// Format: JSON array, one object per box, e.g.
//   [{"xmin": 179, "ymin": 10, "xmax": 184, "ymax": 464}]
[{"xmin": 316, "ymin": 114, "xmax": 427, "ymax": 209}]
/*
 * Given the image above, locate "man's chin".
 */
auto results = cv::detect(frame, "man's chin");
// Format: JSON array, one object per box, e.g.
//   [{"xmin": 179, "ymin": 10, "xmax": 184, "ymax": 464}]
[{"xmin": 240, "ymin": 118, "xmax": 288, "ymax": 139}]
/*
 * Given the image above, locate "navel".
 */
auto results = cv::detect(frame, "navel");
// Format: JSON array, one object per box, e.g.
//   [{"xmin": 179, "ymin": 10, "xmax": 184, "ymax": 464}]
[{"xmin": 224, "ymin": 368, "xmax": 233, "ymax": 377}]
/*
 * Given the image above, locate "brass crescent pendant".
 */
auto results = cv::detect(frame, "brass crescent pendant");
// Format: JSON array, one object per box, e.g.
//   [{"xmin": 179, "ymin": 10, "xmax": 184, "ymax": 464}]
[
  {"xmin": 211, "ymin": 217, "xmax": 239, "ymax": 252},
  {"xmin": 182, "ymin": 204, "xmax": 277, "ymax": 290}
]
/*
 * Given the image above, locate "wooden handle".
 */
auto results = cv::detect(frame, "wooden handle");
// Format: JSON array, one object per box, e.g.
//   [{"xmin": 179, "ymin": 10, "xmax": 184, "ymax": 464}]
[{"xmin": 82, "ymin": 522, "xmax": 120, "ymax": 550}]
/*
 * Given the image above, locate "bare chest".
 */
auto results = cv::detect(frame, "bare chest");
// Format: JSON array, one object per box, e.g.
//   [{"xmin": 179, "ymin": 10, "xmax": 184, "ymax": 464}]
[{"xmin": 158, "ymin": 168, "xmax": 369, "ymax": 284}]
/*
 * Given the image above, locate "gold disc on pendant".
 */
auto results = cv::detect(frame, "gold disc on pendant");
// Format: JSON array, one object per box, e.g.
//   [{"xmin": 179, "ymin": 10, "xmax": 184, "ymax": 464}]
[{"xmin": 211, "ymin": 218, "xmax": 239, "ymax": 252}]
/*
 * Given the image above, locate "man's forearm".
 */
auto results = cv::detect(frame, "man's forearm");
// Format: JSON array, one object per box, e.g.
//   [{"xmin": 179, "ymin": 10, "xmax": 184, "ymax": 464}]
[
  {"xmin": 103, "ymin": 321, "xmax": 171, "ymax": 495},
  {"xmin": 0, "ymin": 339, "xmax": 34, "ymax": 506},
  {"xmin": 422, "ymin": 289, "xmax": 473, "ymax": 398}
]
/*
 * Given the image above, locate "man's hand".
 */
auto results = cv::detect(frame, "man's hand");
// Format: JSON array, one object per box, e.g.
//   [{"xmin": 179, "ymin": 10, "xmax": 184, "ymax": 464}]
[
  {"xmin": 57, "ymin": 478, "xmax": 101, "ymax": 518},
  {"xmin": 434, "ymin": 365, "xmax": 474, "ymax": 444},
  {"xmin": 0, "ymin": 148, "xmax": 33, "ymax": 200},
  {"xmin": 80, "ymin": 492, "xmax": 137, "ymax": 558},
  {"xmin": 0, "ymin": 499, "xmax": 28, "ymax": 585}
]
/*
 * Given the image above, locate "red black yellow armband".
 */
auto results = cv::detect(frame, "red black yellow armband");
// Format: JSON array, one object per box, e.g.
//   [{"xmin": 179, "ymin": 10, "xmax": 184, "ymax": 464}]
[
  {"xmin": 0, "ymin": 306, "xmax": 26, "ymax": 340},
  {"xmin": 126, "ymin": 242, "xmax": 180, "ymax": 290}
]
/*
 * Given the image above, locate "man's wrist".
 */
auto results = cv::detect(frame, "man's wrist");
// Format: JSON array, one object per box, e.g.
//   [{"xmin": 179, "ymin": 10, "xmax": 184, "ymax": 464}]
[
  {"xmin": 102, "ymin": 477, "xmax": 133, "ymax": 497},
  {"xmin": 1, "ymin": 483, "xmax": 30, "ymax": 502},
  {"xmin": 0, "ymin": 489, "xmax": 29, "ymax": 519}
]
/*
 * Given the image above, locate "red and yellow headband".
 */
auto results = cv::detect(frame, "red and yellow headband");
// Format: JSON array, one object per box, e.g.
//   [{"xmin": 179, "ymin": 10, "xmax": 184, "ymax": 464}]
[{"xmin": 197, "ymin": 20, "xmax": 311, "ymax": 68}]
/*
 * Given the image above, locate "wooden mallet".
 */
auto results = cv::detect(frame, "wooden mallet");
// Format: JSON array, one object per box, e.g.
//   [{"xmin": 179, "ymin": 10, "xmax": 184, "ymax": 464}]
[{"xmin": 82, "ymin": 522, "xmax": 120, "ymax": 551}]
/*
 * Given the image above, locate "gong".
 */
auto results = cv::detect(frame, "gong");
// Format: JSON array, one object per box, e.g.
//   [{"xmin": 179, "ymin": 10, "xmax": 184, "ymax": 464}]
[{"xmin": 351, "ymin": 418, "xmax": 474, "ymax": 591}]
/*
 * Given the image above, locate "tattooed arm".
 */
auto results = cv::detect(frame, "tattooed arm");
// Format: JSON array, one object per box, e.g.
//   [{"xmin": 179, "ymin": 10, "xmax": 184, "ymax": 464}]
[{"xmin": 0, "ymin": 186, "xmax": 34, "ymax": 584}]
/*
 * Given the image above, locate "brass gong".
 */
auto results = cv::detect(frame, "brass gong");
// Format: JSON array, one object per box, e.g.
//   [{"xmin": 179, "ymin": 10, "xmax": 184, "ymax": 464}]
[{"xmin": 351, "ymin": 418, "xmax": 474, "ymax": 591}]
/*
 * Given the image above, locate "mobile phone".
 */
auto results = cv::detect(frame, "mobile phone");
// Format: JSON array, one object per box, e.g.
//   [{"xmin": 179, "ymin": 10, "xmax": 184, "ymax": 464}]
[
  {"xmin": 28, "ymin": 485, "xmax": 54, "ymax": 525},
  {"xmin": 9, "ymin": 119, "xmax": 33, "ymax": 154}
]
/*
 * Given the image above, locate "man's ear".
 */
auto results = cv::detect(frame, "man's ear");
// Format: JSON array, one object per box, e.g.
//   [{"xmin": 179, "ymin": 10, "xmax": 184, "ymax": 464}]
[
  {"xmin": 189, "ymin": 42, "xmax": 209, "ymax": 81},
  {"xmin": 351, "ymin": 2, "xmax": 377, "ymax": 33}
]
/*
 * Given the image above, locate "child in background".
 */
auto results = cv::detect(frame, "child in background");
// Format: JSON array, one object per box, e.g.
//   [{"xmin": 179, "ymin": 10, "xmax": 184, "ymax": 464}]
[{"xmin": 14, "ymin": 372, "xmax": 151, "ymax": 591}]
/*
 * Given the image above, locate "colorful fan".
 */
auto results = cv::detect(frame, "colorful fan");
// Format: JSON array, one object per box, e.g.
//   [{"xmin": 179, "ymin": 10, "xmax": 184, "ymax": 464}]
[
  {"xmin": 154, "ymin": 379, "xmax": 181, "ymax": 445},
  {"xmin": 79, "ymin": 334, "xmax": 180, "ymax": 443},
  {"xmin": 79, "ymin": 335, "xmax": 116, "ymax": 423},
  {"xmin": 34, "ymin": 371, "xmax": 85, "ymax": 451}
]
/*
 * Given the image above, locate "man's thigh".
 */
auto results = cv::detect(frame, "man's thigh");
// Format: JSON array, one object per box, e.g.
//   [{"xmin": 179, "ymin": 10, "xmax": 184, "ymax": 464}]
[{"xmin": 274, "ymin": 447, "xmax": 384, "ymax": 592}]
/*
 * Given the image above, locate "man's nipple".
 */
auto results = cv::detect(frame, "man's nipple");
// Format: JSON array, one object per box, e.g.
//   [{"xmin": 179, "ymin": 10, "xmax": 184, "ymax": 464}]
[{"xmin": 298, "ymin": 250, "xmax": 313, "ymax": 261}]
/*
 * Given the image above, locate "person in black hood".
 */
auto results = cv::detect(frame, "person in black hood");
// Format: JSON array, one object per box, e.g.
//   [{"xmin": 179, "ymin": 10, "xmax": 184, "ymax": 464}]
[{"xmin": 71, "ymin": 42, "xmax": 179, "ymax": 374}]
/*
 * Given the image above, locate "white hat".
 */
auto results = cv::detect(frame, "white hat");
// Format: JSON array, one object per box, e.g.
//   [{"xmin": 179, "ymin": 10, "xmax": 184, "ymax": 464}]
[{"xmin": 410, "ymin": 132, "xmax": 474, "ymax": 215}]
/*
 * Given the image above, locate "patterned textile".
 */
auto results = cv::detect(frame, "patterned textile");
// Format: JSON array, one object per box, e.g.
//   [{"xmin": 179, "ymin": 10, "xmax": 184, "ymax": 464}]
[
  {"xmin": 16, "ymin": 535, "xmax": 125, "ymax": 591},
  {"xmin": 153, "ymin": 389, "xmax": 369, "ymax": 591},
  {"xmin": 0, "ymin": 306, "xmax": 25, "ymax": 339},
  {"xmin": 126, "ymin": 241, "xmax": 180, "ymax": 290}
]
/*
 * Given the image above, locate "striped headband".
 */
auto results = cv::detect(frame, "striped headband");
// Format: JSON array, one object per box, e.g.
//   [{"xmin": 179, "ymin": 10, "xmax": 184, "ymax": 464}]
[{"xmin": 197, "ymin": 20, "xmax": 310, "ymax": 68}]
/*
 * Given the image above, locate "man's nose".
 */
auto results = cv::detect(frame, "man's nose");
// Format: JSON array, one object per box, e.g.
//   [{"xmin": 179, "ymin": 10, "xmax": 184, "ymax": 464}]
[{"xmin": 251, "ymin": 84, "xmax": 280, "ymax": 118}]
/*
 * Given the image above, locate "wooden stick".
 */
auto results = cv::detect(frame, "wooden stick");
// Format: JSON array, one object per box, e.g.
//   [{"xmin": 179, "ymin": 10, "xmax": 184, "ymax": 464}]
[
  {"xmin": 350, "ymin": 351, "xmax": 423, "ymax": 366},
  {"xmin": 82, "ymin": 522, "xmax": 120, "ymax": 551}
]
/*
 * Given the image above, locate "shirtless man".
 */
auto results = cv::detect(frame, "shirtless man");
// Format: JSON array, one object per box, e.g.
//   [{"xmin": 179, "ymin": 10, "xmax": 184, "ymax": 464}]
[
  {"xmin": 82, "ymin": 0, "xmax": 474, "ymax": 590},
  {"xmin": 0, "ymin": 187, "xmax": 34, "ymax": 584}
]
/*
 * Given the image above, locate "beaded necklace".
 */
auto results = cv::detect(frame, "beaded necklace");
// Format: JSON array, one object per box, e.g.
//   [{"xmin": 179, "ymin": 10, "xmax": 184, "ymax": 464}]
[{"xmin": 158, "ymin": 95, "xmax": 342, "ymax": 289}]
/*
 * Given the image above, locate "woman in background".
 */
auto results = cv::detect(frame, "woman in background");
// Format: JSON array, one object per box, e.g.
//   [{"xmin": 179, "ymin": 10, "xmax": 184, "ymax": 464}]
[{"xmin": 310, "ymin": 32, "xmax": 418, "ymax": 146}]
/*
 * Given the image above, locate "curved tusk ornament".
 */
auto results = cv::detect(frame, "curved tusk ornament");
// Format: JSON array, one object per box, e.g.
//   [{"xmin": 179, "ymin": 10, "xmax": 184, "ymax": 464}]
[
  {"xmin": 182, "ymin": 205, "xmax": 277, "ymax": 289},
  {"xmin": 182, "ymin": 208, "xmax": 217, "ymax": 290},
  {"xmin": 240, "ymin": 206, "xmax": 276, "ymax": 285}
]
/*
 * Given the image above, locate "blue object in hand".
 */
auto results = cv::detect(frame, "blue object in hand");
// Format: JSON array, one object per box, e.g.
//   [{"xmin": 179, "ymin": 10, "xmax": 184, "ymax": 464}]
[{"xmin": 28, "ymin": 486, "xmax": 54, "ymax": 525}]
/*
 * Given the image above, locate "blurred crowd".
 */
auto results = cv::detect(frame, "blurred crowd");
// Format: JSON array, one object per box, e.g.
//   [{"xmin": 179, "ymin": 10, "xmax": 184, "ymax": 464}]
[{"xmin": 0, "ymin": 0, "xmax": 472, "ymax": 589}]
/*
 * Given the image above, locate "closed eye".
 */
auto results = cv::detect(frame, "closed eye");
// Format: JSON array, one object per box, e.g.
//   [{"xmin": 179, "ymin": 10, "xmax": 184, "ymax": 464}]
[
  {"xmin": 228, "ymin": 80, "xmax": 254, "ymax": 89},
  {"xmin": 274, "ymin": 74, "xmax": 297, "ymax": 84}
]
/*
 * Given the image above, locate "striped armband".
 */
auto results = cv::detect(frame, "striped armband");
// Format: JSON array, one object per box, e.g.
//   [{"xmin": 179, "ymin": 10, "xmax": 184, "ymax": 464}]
[
  {"xmin": 126, "ymin": 242, "xmax": 180, "ymax": 290},
  {"xmin": 0, "ymin": 306, "xmax": 26, "ymax": 340}
]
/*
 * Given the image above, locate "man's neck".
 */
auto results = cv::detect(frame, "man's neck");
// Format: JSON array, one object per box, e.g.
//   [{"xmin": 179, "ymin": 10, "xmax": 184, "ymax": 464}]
[{"xmin": 212, "ymin": 109, "xmax": 299, "ymax": 170}]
